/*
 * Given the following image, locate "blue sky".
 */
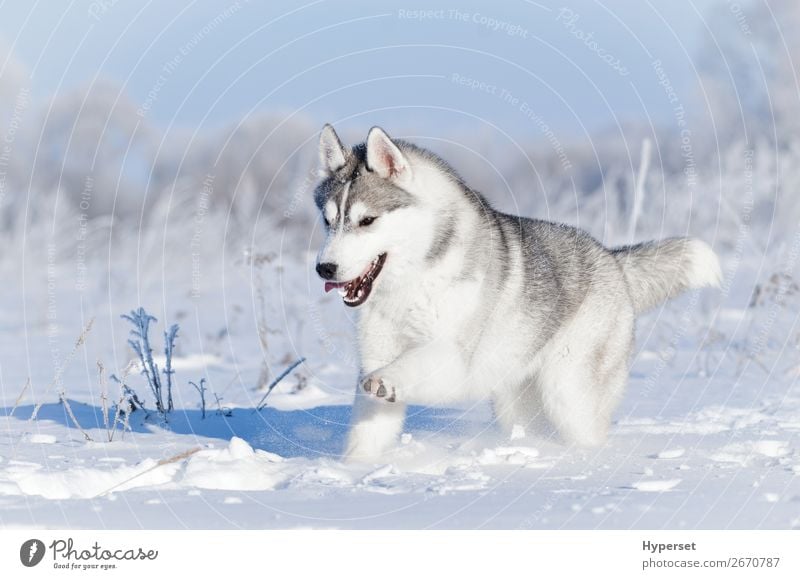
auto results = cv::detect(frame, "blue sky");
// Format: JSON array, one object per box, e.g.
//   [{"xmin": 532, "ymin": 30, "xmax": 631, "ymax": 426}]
[{"xmin": 0, "ymin": 0, "xmax": 722, "ymax": 139}]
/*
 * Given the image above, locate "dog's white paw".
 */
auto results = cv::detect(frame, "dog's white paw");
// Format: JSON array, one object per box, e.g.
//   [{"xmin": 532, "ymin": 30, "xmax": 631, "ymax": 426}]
[{"xmin": 360, "ymin": 374, "xmax": 397, "ymax": 402}]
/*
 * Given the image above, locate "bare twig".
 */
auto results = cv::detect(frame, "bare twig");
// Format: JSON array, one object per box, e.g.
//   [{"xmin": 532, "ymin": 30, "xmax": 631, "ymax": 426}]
[
  {"xmin": 119, "ymin": 402, "xmax": 131, "ymax": 441},
  {"xmin": 189, "ymin": 379, "xmax": 207, "ymax": 419},
  {"xmin": 98, "ymin": 360, "xmax": 109, "ymax": 436},
  {"xmin": 254, "ymin": 265, "xmax": 271, "ymax": 390},
  {"xmin": 9, "ymin": 378, "xmax": 30, "ymax": 417},
  {"xmin": 213, "ymin": 392, "xmax": 232, "ymax": 417},
  {"xmin": 108, "ymin": 361, "xmax": 137, "ymax": 442},
  {"xmin": 627, "ymin": 138, "xmax": 651, "ymax": 242},
  {"xmin": 246, "ymin": 250, "xmax": 281, "ymax": 391},
  {"xmin": 93, "ymin": 446, "xmax": 202, "ymax": 498},
  {"xmin": 109, "ymin": 394, "xmax": 126, "ymax": 442},
  {"xmin": 163, "ymin": 324, "xmax": 179, "ymax": 413},
  {"xmin": 254, "ymin": 357, "xmax": 306, "ymax": 412},
  {"xmin": 213, "ymin": 370, "xmax": 240, "ymax": 404},
  {"xmin": 122, "ymin": 308, "xmax": 168, "ymax": 416},
  {"xmin": 29, "ymin": 317, "xmax": 94, "ymax": 422},
  {"xmin": 58, "ymin": 391, "xmax": 93, "ymax": 441}
]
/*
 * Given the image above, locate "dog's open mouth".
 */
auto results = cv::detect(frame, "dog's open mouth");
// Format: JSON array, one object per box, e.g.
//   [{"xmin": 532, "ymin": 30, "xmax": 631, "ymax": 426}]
[{"xmin": 324, "ymin": 253, "xmax": 387, "ymax": 307}]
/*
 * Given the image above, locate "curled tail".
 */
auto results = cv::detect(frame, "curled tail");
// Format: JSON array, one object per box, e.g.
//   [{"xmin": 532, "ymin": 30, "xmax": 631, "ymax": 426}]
[{"xmin": 612, "ymin": 237, "xmax": 722, "ymax": 315}]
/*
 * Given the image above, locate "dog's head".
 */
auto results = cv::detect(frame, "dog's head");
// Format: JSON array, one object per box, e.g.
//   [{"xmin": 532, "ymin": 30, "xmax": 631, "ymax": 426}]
[{"xmin": 313, "ymin": 125, "xmax": 437, "ymax": 307}]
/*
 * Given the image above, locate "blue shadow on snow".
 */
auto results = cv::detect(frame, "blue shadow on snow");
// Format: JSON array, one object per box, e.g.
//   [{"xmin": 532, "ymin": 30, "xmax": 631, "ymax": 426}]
[{"xmin": 2, "ymin": 399, "xmax": 477, "ymax": 459}]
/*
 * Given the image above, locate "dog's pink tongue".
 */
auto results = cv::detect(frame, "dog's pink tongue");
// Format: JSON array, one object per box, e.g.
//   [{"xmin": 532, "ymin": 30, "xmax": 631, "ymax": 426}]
[{"xmin": 325, "ymin": 281, "xmax": 347, "ymax": 293}]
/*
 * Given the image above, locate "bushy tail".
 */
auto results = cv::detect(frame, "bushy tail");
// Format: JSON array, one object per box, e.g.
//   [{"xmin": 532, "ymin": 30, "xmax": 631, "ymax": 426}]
[{"xmin": 612, "ymin": 237, "xmax": 722, "ymax": 315}]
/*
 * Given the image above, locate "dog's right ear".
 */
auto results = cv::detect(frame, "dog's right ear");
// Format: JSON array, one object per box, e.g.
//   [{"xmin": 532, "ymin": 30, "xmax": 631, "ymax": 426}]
[
  {"xmin": 366, "ymin": 126, "xmax": 412, "ymax": 185},
  {"xmin": 319, "ymin": 124, "xmax": 347, "ymax": 174}
]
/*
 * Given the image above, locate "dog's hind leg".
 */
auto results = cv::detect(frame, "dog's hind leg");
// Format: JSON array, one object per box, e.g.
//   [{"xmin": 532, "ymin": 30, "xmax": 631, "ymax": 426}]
[
  {"xmin": 538, "ymin": 334, "xmax": 631, "ymax": 447},
  {"xmin": 535, "ymin": 291, "xmax": 634, "ymax": 447},
  {"xmin": 539, "ymin": 360, "xmax": 610, "ymax": 447},
  {"xmin": 343, "ymin": 394, "xmax": 406, "ymax": 462},
  {"xmin": 491, "ymin": 375, "xmax": 553, "ymax": 439}
]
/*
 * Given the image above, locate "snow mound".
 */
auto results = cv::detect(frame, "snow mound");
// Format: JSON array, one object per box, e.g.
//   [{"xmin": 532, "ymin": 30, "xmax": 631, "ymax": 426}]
[
  {"xmin": 3, "ymin": 458, "xmax": 180, "ymax": 500},
  {"xmin": 28, "ymin": 434, "xmax": 57, "ymax": 444},
  {"xmin": 630, "ymin": 479, "xmax": 682, "ymax": 492},
  {"xmin": 654, "ymin": 448, "xmax": 685, "ymax": 459},
  {"xmin": 710, "ymin": 440, "xmax": 792, "ymax": 465},
  {"xmin": 181, "ymin": 437, "xmax": 292, "ymax": 491}
]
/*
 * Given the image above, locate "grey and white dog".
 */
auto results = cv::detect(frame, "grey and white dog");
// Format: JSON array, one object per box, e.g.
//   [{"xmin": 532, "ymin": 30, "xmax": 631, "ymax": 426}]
[{"xmin": 314, "ymin": 124, "xmax": 721, "ymax": 462}]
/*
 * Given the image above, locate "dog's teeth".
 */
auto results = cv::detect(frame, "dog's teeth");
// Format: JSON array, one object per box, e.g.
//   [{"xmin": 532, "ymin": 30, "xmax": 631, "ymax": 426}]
[{"xmin": 336, "ymin": 254, "xmax": 384, "ymax": 307}]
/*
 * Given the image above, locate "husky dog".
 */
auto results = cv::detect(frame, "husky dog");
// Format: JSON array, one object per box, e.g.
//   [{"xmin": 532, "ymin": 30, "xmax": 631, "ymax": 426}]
[{"xmin": 314, "ymin": 124, "xmax": 721, "ymax": 461}]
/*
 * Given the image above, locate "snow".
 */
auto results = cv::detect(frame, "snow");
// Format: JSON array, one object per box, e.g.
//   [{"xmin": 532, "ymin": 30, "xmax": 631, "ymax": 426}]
[
  {"xmin": 1, "ymin": 331, "xmax": 798, "ymax": 529},
  {"xmin": 27, "ymin": 434, "xmax": 57, "ymax": 444},
  {"xmin": 0, "ymin": 207, "xmax": 795, "ymax": 531},
  {"xmin": 5, "ymin": 457, "xmax": 181, "ymax": 500},
  {"xmin": 181, "ymin": 439, "xmax": 291, "ymax": 492},
  {"xmin": 0, "ymin": 212, "xmax": 797, "ymax": 529},
  {"xmin": 653, "ymin": 448, "xmax": 685, "ymax": 459},
  {"xmin": 630, "ymin": 479, "xmax": 682, "ymax": 492}
]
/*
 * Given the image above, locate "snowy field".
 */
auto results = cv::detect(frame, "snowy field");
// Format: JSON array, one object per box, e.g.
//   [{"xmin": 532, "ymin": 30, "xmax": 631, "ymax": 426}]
[{"xmin": 0, "ymin": 244, "xmax": 798, "ymax": 529}]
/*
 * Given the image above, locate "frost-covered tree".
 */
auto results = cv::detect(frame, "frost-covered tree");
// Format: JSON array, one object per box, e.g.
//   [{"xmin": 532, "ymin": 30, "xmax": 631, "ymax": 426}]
[
  {"xmin": 0, "ymin": 39, "xmax": 32, "ymax": 229},
  {"xmin": 32, "ymin": 80, "xmax": 158, "ymax": 217},
  {"xmin": 698, "ymin": 0, "xmax": 800, "ymax": 143}
]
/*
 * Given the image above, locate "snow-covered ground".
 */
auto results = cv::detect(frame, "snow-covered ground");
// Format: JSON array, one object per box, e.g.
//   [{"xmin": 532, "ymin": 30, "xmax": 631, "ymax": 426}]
[{"xmin": 1, "ymin": 249, "xmax": 798, "ymax": 530}]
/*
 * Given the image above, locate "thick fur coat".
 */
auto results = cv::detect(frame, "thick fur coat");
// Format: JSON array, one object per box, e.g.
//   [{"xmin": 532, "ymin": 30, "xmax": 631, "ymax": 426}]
[{"xmin": 314, "ymin": 125, "xmax": 721, "ymax": 461}]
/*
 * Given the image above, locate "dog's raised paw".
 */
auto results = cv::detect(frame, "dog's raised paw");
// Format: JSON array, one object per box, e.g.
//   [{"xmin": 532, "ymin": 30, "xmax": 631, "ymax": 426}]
[{"xmin": 361, "ymin": 375, "xmax": 397, "ymax": 402}]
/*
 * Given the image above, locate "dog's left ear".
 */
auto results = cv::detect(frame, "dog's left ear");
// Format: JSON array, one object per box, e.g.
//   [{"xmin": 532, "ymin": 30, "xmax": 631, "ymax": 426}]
[
  {"xmin": 319, "ymin": 124, "xmax": 347, "ymax": 174},
  {"xmin": 366, "ymin": 127, "xmax": 412, "ymax": 183}
]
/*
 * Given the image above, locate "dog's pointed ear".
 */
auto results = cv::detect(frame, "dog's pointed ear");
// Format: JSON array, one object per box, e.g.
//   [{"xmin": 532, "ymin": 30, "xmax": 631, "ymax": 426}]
[
  {"xmin": 319, "ymin": 124, "xmax": 347, "ymax": 174},
  {"xmin": 366, "ymin": 127, "xmax": 411, "ymax": 182}
]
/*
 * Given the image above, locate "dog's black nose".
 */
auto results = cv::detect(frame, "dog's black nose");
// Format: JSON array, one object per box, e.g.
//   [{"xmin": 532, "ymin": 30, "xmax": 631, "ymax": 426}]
[{"xmin": 316, "ymin": 262, "xmax": 337, "ymax": 280}]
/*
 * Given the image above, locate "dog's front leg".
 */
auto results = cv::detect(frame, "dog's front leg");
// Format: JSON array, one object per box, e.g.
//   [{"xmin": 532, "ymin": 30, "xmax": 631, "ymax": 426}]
[
  {"xmin": 360, "ymin": 340, "xmax": 469, "ymax": 405},
  {"xmin": 344, "ymin": 340, "xmax": 467, "ymax": 461},
  {"xmin": 343, "ymin": 395, "xmax": 407, "ymax": 462}
]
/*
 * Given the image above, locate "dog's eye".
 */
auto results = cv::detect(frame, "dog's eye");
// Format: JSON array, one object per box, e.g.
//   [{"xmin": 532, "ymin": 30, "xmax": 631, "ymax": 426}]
[
  {"xmin": 359, "ymin": 216, "xmax": 376, "ymax": 227},
  {"xmin": 322, "ymin": 215, "xmax": 331, "ymax": 227}
]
